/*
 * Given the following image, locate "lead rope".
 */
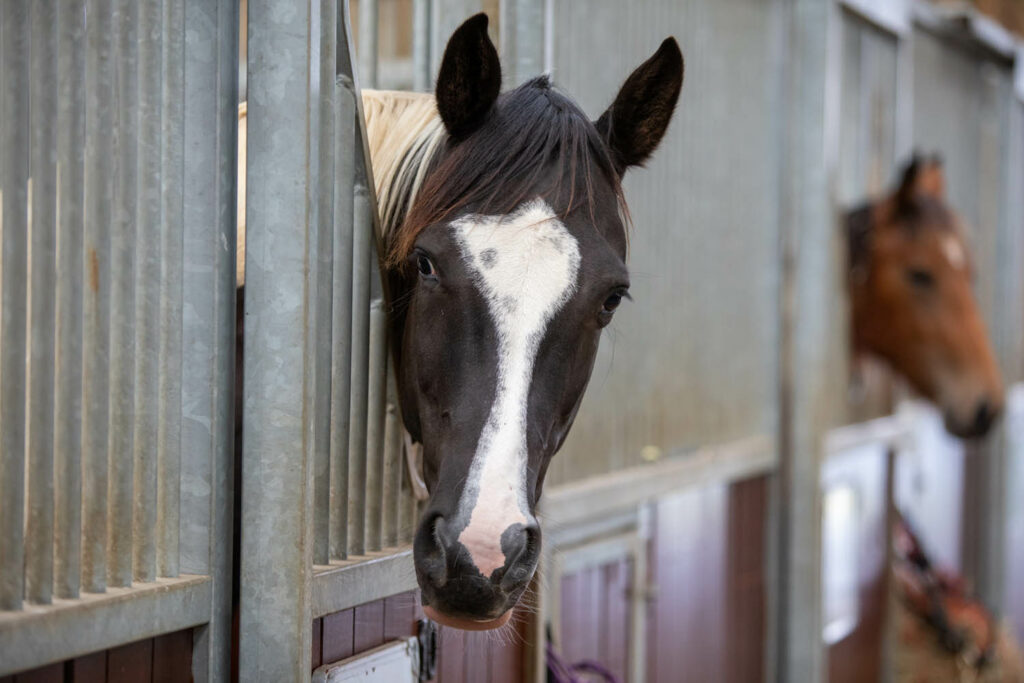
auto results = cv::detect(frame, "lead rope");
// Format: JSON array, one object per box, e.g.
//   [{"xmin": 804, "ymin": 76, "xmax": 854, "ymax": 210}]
[
  {"xmin": 545, "ymin": 640, "xmax": 620, "ymax": 683},
  {"xmin": 403, "ymin": 429, "xmax": 430, "ymax": 501}
]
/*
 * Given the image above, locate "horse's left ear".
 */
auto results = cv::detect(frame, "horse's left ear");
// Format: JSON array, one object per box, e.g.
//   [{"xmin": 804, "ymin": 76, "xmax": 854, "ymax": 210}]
[
  {"xmin": 897, "ymin": 153, "xmax": 945, "ymax": 208},
  {"xmin": 435, "ymin": 13, "xmax": 502, "ymax": 140},
  {"xmin": 595, "ymin": 38, "xmax": 684, "ymax": 175}
]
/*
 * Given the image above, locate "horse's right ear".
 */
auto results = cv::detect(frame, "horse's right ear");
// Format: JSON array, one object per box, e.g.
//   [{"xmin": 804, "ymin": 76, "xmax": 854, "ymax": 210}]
[{"xmin": 435, "ymin": 13, "xmax": 501, "ymax": 140}]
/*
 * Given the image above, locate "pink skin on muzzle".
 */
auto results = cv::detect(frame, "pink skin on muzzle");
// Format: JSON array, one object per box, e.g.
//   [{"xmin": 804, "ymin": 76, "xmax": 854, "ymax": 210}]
[{"xmin": 422, "ymin": 604, "xmax": 513, "ymax": 631}]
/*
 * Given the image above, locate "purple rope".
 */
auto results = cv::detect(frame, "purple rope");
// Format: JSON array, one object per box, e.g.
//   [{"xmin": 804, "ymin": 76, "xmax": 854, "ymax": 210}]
[{"xmin": 546, "ymin": 640, "xmax": 621, "ymax": 683}]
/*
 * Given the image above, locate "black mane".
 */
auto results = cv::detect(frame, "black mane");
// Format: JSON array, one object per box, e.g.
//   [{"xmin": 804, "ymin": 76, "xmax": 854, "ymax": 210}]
[{"xmin": 388, "ymin": 76, "xmax": 624, "ymax": 266}]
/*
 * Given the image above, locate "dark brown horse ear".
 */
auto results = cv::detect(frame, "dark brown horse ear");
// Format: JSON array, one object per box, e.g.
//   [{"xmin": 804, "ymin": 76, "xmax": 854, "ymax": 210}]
[
  {"xmin": 595, "ymin": 38, "xmax": 684, "ymax": 175},
  {"xmin": 897, "ymin": 152, "xmax": 945, "ymax": 209},
  {"xmin": 435, "ymin": 13, "xmax": 501, "ymax": 140}
]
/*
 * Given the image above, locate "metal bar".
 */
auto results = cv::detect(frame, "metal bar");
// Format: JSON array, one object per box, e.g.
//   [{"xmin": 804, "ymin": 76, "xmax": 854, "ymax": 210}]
[
  {"xmin": 0, "ymin": 0, "xmax": 30, "ymax": 612},
  {"xmin": 540, "ymin": 436, "xmax": 776, "ymax": 527},
  {"xmin": 157, "ymin": 0, "xmax": 185, "ymax": 580},
  {"xmin": 134, "ymin": 0, "xmax": 164, "ymax": 584},
  {"xmin": 776, "ymin": 1, "xmax": 835, "ymax": 679},
  {"xmin": 0, "ymin": 575, "xmax": 212, "ymax": 676},
  {"xmin": 313, "ymin": 0, "xmax": 339, "ymax": 567},
  {"xmin": 412, "ymin": 0, "xmax": 431, "ymax": 91},
  {"xmin": 81, "ymin": 0, "xmax": 116, "ymax": 595},
  {"xmin": 312, "ymin": 549, "xmax": 415, "ymax": 617},
  {"xmin": 358, "ymin": 0, "xmax": 378, "ymax": 88},
  {"xmin": 24, "ymin": 0, "xmax": 59, "ymax": 606},
  {"xmin": 180, "ymin": 0, "xmax": 239, "ymax": 679},
  {"xmin": 239, "ymin": 0, "xmax": 325, "ymax": 675},
  {"xmin": 365, "ymin": 300, "xmax": 387, "ymax": 551},
  {"xmin": 329, "ymin": 78, "xmax": 356, "ymax": 561},
  {"xmin": 382, "ymin": 369, "xmax": 402, "ymax": 547},
  {"xmin": 106, "ymin": 0, "xmax": 139, "ymax": 590},
  {"xmin": 347, "ymin": 184, "xmax": 372, "ymax": 557},
  {"xmin": 53, "ymin": 0, "xmax": 86, "ymax": 602}
]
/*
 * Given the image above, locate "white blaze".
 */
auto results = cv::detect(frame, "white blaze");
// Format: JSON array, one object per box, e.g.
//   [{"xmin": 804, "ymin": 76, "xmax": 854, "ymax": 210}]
[
  {"xmin": 452, "ymin": 199, "xmax": 581, "ymax": 578},
  {"xmin": 941, "ymin": 235, "xmax": 966, "ymax": 271}
]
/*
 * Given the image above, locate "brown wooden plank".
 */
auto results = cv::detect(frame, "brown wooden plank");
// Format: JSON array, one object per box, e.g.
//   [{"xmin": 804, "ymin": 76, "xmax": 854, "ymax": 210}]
[
  {"xmin": 106, "ymin": 638, "xmax": 152, "ymax": 683},
  {"xmin": 353, "ymin": 600, "xmax": 385, "ymax": 654},
  {"xmin": 436, "ymin": 625, "xmax": 465, "ymax": 682},
  {"xmin": 487, "ymin": 610, "xmax": 525, "ymax": 683},
  {"xmin": 383, "ymin": 592, "xmax": 417, "ymax": 641},
  {"xmin": 311, "ymin": 618, "xmax": 322, "ymax": 671},
  {"xmin": 13, "ymin": 663, "xmax": 62, "ymax": 683},
  {"xmin": 461, "ymin": 631, "xmax": 489, "ymax": 683},
  {"xmin": 69, "ymin": 651, "xmax": 106, "ymax": 682},
  {"xmin": 321, "ymin": 608, "xmax": 354, "ymax": 664},
  {"xmin": 152, "ymin": 629, "xmax": 192, "ymax": 683},
  {"xmin": 725, "ymin": 476, "xmax": 767, "ymax": 683}
]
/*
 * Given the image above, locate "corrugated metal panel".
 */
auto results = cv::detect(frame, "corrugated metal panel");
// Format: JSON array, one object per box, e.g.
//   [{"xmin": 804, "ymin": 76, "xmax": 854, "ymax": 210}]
[
  {"xmin": 0, "ymin": 0, "xmax": 237, "ymax": 676},
  {"xmin": 545, "ymin": 0, "xmax": 785, "ymax": 485}
]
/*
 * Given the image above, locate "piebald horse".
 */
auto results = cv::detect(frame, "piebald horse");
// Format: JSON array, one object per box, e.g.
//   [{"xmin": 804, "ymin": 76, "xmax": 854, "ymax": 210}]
[
  {"xmin": 363, "ymin": 15, "xmax": 683, "ymax": 629},
  {"xmin": 845, "ymin": 155, "xmax": 1003, "ymax": 438}
]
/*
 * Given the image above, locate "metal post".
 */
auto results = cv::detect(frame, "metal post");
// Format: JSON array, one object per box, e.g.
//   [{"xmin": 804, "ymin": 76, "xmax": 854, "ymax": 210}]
[
  {"xmin": 53, "ymin": 0, "xmax": 86, "ymax": 602},
  {"xmin": 0, "ymin": 0, "xmax": 30, "ymax": 612},
  {"xmin": 106, "ymin": 0, "xmax": 139, "ymax": 591},
  {"xmin": 81, "ymin": 0, "xmax": 115, "ymax": 595},
  {"xmin": 134, "ymin": 0, "xmax": 165, "ymax": 585},
  {"xmin": 157, "ymin": 0, "xmax": 185, "ymax": 580},
  {"xmin": 240, "ymin": 0, "xmax": 328, "ymax": 676},
  {"xmin": 25, "ymin": 0, "xmax": 59, "ymax": 606},
  {"xmin": 775, "ymin": 1, "xmax": 839, "ymax": 681},
  {"xmin": 358, "ymin": 0, "xmax": 378, "ymax": 88},
  {"xmin": 313, "ymin": 0, "xmax": 339, "ymax": 567},
  {"xmin": 181, "ymin": 0, "xmax": 239, "ymax": 679},
  {"xmin": 330, "ymin": 78, "xmax": 357, "ymax": 561}
]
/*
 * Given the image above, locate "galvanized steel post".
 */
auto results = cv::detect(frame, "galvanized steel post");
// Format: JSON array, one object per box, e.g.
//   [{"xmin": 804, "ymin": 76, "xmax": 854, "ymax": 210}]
[{"xmin": 240, "ymin": 0, "xmax": 329, "ymax": 676}]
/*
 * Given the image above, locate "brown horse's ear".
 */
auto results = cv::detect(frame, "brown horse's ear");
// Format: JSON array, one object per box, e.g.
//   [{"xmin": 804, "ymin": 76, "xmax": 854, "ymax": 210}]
[
  {"xmin": 435, "ymin": 13, "xmax": 501, "ymax": 140},
  {"xmin": 595, "ymin": 38, "xmax": 684, "ymax": 175},
  {"xmin": 897, "ymin": 153, "xmax": 945, "ymax": 209}
]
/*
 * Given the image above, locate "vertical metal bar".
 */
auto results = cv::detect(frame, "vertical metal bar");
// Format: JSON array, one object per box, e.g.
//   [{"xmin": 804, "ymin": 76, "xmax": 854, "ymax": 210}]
[
  {"xmin": 365, "ymin": 300, "xmax": 387, "ymax": 551},
  {"xmin": 25, "ymin": 0, "xmax": 58, "ymax": 605},
  {"xmin": 776, "ymin": 1, "xmax": 834, "ymax": 680},
  {"xmin": 330, "ymin": 78, "xmax": 356, "ymax": 561},
  {"xmin": 157, "ymin": 0, "xmax": 185, "ymax": 579},
  {"xmin": 134, "ymin": 0, "xmax": 164, "ymax": 584},
  {"xmin": 81, "ymin": 0, "xmax": 116, "ymax": 595},
  {"xmin": 358, "ymin": 0, "xmax": 378, "ymax": 88},
  {"xmin": 181, "ymin": 1, "xmax": 239, "ymax": 678},
  {"xmin": 0, "ymin": 0, "xmax": 30, "ymax": 612},
  {"xmin": 412, "ymin": 0, "xmax": 431, "ymax": 92},
  {"xmin": 313, "ymin": 0, "xmax": 338, "ymax": 567},
  {"xmin": 382, "ymin": 369, "xmax": 402, "ymax": 547},
  {"xmin": 347, "ymin": 184, "xmax": 372, "ymax": 557},
  {"xmin": 240, "ymin": 0, "xmax": 323, "ymax": 675},
  {"xmin": 53, "ymin": 0, "xmax": 86, "ymax": 601},
  {"xmin": 106, "ymin": 0, "xmax": 139, "ymax": 590}
]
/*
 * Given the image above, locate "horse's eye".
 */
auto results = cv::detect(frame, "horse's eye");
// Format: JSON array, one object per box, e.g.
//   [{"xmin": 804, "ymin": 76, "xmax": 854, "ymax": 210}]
[
  {"xmin": 906, "ymin": 268, "xmax": 935, "ymax": 290},
  {"xmin": 603, "ymin": 293, "xmax": 623, "ymax": 313},
  {"xmin": 417, "ymin": 254, "xmax": 436, "ymax": 278}
]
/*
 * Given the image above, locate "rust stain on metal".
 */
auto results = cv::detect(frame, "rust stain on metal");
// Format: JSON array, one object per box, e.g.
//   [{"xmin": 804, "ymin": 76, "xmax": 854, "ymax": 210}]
[{"xmin": 89, "ymin": 248, "xmax": 99, "ymax": 292}]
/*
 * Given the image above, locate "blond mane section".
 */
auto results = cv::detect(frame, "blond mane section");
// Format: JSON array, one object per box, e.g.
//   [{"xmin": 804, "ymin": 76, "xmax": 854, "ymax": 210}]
[
  {"xmin": 361, "ymin": 89, "xmax": 446, "ymax": 246},
  {"xmin": 236, "ymin": 92, "xmax": 443, "ymax": 288}
]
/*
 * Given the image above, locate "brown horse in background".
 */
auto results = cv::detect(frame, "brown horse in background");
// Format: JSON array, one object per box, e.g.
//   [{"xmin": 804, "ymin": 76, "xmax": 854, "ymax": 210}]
[{"xmin": 845, "ymin": 155, "xmax": 1004, "ymax": 438}]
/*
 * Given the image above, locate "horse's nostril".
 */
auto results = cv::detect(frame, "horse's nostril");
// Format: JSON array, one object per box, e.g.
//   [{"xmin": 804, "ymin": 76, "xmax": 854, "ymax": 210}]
[
  {"xmin": 972, "ymin": 399, "xmax": 995, "ymax": 435},
  {"xmin": 498, "ymin": 523, "xmax": 539, "ymax": 588}
]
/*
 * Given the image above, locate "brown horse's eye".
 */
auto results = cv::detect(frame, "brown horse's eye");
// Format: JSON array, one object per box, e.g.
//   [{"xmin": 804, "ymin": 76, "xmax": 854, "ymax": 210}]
[
  {"xmin": 906, "ymin": 268, "xmax": 935, "ymax": 290},
  {"xmin": 603, "ymin": 293, "xmax": 623, "ymax": 313},
  {"xmin": 417, "ymin": 254, "xmax": 436, "ymax": 278}
]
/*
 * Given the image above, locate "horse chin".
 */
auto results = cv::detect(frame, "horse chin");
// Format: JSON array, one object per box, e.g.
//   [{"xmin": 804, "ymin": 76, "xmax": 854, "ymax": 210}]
[{"xmin": 422, "ymin": 604, "xmax": 513, "ymax": 631}]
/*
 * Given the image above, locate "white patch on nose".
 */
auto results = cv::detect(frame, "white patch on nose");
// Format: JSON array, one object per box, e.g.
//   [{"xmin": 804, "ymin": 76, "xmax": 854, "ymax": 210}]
[
  {"xmin": 451, "ymin": 198, "xmax": 581, "ymax": 578},
  {"xmin": 941, "ymin": 235, "xmax": 965, "ymax": 271}
]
